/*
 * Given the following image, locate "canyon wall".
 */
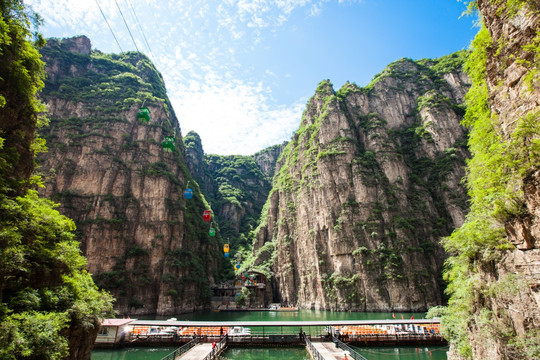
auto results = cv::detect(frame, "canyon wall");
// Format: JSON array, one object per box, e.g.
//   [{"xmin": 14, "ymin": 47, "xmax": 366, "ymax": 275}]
[
  {"xmin": 443, "ymin": 1, "xmax": 540, "ymax": 359},
  {"xmin": 37, "ymin": 37, "xmax": 223, "ymax": 315},
  {"xmin": 253, "ymin": 53, "xmax": 471, "ymax": 311}
]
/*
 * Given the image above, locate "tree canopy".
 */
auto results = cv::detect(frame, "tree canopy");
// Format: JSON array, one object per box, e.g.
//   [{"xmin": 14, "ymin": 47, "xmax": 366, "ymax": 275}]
[{"xmin": 0, "ymin": 1, "xmax": 114, "ymax": 358}]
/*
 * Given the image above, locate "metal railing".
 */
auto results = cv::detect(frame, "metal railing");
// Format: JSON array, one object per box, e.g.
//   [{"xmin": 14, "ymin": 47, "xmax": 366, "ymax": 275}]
[
  {"xmin": 304, "ymin": 336, "xmax": 325, "ymax": 360},
  {"xmin": 160, "ymin": 338, "xmax": 198, "ymax": 360},
  {"xmin": 202, "ymin": 336, "xmax": 228, "ymax": 360},
  {"xmin": 333, "ymin": 336, "xmax": 368, "ymax": 360}
]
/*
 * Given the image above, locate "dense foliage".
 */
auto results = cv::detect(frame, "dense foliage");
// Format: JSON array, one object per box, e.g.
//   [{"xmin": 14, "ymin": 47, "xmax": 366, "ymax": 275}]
[
  {"xmin": 183, "ymin": 130, "xmax": 277, "ymax": 271},
  {"xmin": 0, "ymin": 1, "xmax": 113, "ymax": 358},
  {"xmin": 205, "ymin": 154, "xmax": 270, "ymax": 250},
  {"xmin": 440, "ymin": 1, "xmax": 540, "ymax": 358}
]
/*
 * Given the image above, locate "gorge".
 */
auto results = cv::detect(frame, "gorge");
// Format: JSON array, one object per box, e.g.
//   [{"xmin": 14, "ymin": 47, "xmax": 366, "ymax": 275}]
[
  {"xmin": 1, "ymin": 1, "xmax": 538, "ymax": 359},
  {"xmin": 36, "ymin": 36, "xmax": 472, "ymax": 316}
]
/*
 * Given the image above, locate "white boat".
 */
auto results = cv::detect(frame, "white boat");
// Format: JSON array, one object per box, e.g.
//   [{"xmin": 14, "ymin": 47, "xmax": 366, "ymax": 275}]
[
  {"xmin": 227, "ymin": 326, "xmax": 251, "ymax": 336},
  {"xmin": 268, "ymin": 303, "xmax": 298, "ymax": 312}
]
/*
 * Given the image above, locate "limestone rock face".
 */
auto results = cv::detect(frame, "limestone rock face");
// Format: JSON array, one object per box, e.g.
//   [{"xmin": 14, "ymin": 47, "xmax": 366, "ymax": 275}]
[
  {"xmin": 253, "ymin": 142, "xmax": 288, "ymax": 179},
  {"xmin": 254, "ymin": 54, "xmax": 471, "ymax": 311},
  {"xmin": 450, "ymin": 2, "xmax": 540, "ymax": 359},
  {"xmin": 38, "ymin": 37, "xmax": 222, "ymax": 315}
]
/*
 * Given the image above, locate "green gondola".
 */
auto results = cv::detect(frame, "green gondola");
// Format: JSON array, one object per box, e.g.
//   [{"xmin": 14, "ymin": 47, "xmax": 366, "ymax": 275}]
[
  {"xmin": 161, "ymin": 136, "xmax": 175, "ymax": 151},
  {"xmin": 137, "ymin": 106, "xmax": 150, "ymax": 123}
]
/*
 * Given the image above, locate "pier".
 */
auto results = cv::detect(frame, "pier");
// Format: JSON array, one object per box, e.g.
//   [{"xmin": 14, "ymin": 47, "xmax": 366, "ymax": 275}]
[
  {"xmin": 163, "ymin": 334, "xmax": 362, "ymax": 360},
  {"xmin": 95, "ymin": 318, "xmax": 445, "ymax": 350}
]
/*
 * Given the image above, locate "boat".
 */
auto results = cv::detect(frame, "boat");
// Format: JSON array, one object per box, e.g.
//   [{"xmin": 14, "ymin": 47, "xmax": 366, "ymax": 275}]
[
  {"xmin": 268, "ymin": 303, "xmax": 299, "ymax": 312},
  {"xmin": 227, "ymin": 326, "xmax": 251, "ymax": 336}
]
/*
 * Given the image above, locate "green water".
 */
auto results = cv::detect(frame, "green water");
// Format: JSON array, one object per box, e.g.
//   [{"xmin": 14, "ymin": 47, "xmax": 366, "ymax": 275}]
[
  {"xmin": 155, "ymin": 309, "xmax": 423, "ymax": 322},
  {"xmin": 91, "ymin": 310, "xmax": 447, "ymax": 360},
  {"xmin": 92, "ymin": 347, "xmax": 176, "ymax": 360},
  {"xmin": 221, "ymin": 347, "xmax": 310, "ymax": 359},
  {"xmin": 354, "ymin": 346, "xmax": 449, "ymax": 360}
]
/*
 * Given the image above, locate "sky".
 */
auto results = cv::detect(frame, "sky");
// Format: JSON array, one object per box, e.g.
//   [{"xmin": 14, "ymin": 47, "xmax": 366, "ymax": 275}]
[{"xmin": 25, "ymin": 0, "xmax": 479, "ymax": 155}]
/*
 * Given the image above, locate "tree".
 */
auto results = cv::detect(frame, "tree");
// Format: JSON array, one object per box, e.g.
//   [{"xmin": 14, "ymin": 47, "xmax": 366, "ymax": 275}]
[{"xmin": 0, "ymin": 1, "xmax": 114, "ymax": 359}]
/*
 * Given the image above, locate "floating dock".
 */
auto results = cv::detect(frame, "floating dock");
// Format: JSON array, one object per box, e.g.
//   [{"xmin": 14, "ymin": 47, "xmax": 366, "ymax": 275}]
[{"xmin": 95, "ymin": 318, "xmax": 445, "ymax": 349}]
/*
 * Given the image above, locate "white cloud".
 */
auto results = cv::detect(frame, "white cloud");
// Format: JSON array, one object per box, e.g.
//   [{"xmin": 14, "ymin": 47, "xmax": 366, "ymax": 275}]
[
  {"xmin": 170, "ymin": 76, "xmax": 304, "ymax": 155},
  {"xmin": 26, "ymin": 0, "xmax": 351, "ymax": 154}
]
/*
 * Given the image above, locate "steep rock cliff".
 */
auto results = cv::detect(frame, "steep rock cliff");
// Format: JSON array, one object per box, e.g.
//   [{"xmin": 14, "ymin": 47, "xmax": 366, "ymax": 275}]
[
  {"xmin": 37, "ymin": 36, "xmax": 222, "ymax": 315},
  {"xmin": 253, "ymin": 142, "xmax": 288, "ymax": 180},
  {"xmin": 253, "ymin": 53, "xmax": 471, "ymax": 311},
  {"xmin": 442, "ymin": 1, "xmax": 540, "ymax": 359}
]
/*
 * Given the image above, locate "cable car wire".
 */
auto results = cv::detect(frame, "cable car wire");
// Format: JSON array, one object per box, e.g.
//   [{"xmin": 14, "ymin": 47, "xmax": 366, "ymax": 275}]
[
  {"xmin": 124, "ymin": 0, "xmax": 154, "ymax": 60},
  {"xmin": 94, "ymin": 0, "xmax": 123, "ymax": 53},
  {"xmin": 114, "ymin": 0, "xmax": 140, "ymax": 53}
]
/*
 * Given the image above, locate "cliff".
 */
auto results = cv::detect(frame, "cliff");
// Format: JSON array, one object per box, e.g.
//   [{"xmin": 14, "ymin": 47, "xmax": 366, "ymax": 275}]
[
  {"xmin": 252, "ymin": 53, "xmax": 471, "ymax": 311},
  {"xmin": 185, "ymin": 131, "xmax": 284, "ymax": 256},
  {"xmin": 37, "ymin": 36, "xmax": 223, "ymax": 315},
  {"xmin": 442, "ymin": 1, "xmax": 540, "ymax": 359}
]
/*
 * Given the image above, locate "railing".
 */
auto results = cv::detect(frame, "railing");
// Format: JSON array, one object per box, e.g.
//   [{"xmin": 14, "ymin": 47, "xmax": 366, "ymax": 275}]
[
  {"xmin": 202, "ymin": 336, "xmax": 228, "ymax": 360},
  {"xmin": 333, "ymin": 336, "xmax": 368, "ymax": 360},
  {"xmin": 160, "ymin": 338, "xmax": 198, "ymax": 360},
  {"xmin": 305, "ymin": 336, "xmax": 325, "ymax": 360}
]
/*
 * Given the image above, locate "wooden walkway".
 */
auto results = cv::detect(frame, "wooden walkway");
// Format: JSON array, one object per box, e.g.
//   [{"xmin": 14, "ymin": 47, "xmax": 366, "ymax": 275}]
[
  {"xmin": 311, "ymin": 342, "xmax": 351, "ymax": 360},
  {"xmin": 177, "ymin": 343, "xmax": 214, "ymax": 359},
  {"xmin": 177, "ymin": 341, "xmax": 353, "ymax": 360}
]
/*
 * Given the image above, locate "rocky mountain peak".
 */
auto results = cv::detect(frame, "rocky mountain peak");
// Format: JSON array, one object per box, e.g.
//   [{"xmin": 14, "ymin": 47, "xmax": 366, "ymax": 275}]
[
  {"xmin": 251, "ymin": 52, "xmax": 471, "ymax": 312},
  {"xmin": 58, "ymin": 35, "xmax": 92, "ymax": 55}
]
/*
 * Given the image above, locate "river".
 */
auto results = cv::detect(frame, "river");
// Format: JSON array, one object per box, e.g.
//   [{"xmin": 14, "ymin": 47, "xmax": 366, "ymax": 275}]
[{"xmin": 91, "ymin": 310, "xmax": 448, "ymax": 360}]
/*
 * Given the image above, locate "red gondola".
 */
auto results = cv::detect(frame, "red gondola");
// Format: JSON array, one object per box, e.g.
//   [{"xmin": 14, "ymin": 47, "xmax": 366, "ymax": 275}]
[{"xmin": 203, "ymin": 210, "xmax": 212, "ymax": 222}]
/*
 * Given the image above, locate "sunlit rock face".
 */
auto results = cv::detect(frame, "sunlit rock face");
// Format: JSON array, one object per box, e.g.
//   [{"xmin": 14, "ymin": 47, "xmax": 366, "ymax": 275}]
[
  {"xmin": 38, "ymin": 36, "xmax": 222, "ymax": 315},
  {"xmin": 254, "ymin": 54, "xmax": 471, "ymax": 312}
]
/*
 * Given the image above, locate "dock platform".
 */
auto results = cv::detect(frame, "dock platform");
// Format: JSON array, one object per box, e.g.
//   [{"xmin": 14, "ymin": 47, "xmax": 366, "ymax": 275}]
[
  {"xmin": 176, "ymin": 343, "xmax": 214, "ymax": 359},
  {"xmin": 310, "ymin": 342, "xmax": 352, "ymax": 360}
]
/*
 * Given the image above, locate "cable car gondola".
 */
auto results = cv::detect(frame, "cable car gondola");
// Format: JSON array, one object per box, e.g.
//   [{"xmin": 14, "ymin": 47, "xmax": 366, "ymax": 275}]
[
  {"xmin": 161, "ymin": 136, "xmax": 175, "ymax": 151},
  {"xmin": 203, "ymin": 210, "xmax": 212, "ymax": 222},
  {"xmin": 209, "ymin": 227, "xmax": 215, "ymax": 237},
  {"xmin": 224, "ymin": 244, "xmax": 229, "ymax": 253},
  {"xmin": 137, "ymin": 106, "xmax": 150, "ymax": 123},
  {"xmin": 184, "ymin": 181, "xmax": 193, "ymax": 199}
]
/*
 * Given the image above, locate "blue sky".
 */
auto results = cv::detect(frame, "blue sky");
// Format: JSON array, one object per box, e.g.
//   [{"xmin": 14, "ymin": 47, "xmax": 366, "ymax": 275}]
[{"xmin": 26, "ymin": 0, "xmax": 479, "ymax": 155}]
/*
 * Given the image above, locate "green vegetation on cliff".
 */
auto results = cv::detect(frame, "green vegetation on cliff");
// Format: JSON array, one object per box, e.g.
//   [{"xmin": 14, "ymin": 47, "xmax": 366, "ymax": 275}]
[
  {"xmin": 0, "ymin": 1, "xmax": 113, "ymax": 358},
  {"xmin": 205, "ymin": 154, "xmax": 270, "ymax": 249},
  {"xmin": 255, "ymin": 52, "xmax": 470, "ymax": 306},
  {"xmin": 37, "ymin": 36, "xmax": 226, "ymax": 312},
  {"xmin": 184, "ymin": 130, "xmax": 277, "ymax": 268},
  {"xmin": 40, "ymin": 39, "xmax": 172, "ymax": 116},
  {"xmin": 439, "ymin": 1, "xmax": 540, "ymax": 358}
]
